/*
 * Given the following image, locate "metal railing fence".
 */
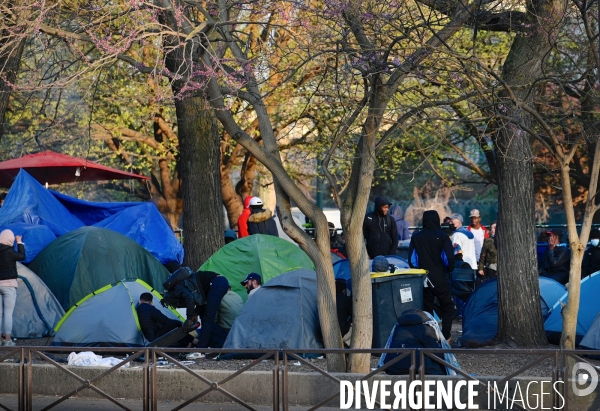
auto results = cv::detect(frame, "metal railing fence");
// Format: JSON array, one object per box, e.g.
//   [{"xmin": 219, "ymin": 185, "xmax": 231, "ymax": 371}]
[{"xmin": 0, "ymin": 346, "xmax": 592, "ymax": 411}]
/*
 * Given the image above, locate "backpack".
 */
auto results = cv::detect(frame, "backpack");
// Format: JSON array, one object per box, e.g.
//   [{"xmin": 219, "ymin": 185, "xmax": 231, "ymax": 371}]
[
  {"xmin": 161, "ymin": 267, "xmax": 207, "ymax": 310},
  {"xmin": 163, "ymin": 267, "xmax": 194, "ymax": 291}
]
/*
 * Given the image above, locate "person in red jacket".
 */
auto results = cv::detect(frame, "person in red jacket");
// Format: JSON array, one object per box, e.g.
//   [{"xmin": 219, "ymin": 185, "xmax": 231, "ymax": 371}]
[{"xmin": 237, "ymin": 196, "xmax": 254, "ymax": 238}]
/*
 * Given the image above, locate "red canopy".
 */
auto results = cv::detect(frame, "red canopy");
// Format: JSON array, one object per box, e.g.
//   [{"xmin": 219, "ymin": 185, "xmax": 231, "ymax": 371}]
[{"xmin": 0, "ymin": 151, "xmax": 150, "ymax": 188}]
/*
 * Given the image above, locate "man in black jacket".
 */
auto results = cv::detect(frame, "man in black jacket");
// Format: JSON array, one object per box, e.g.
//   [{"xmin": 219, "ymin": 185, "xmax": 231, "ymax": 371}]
[
  {"xmin": 164, "ymin": 269, "xmax": 230, "ymax": 352},
  {"xmin": 136, "ymin": 293, "xmax": 193, "ymax": 347},
  {"xmin": 247, "ymin": 197, "xmax": 279, "ymax": 237},
  {"xmin": 539, "ymin": 228, "xmax": 570, "ymax": 285},
  {"xmin": 582, "ymin": 229, "xmax": 600, "ymax": 278},
  {"xmin": 408, "ymin": 210, "xmax": 455, "ymax": 341},
  {"xmin": 363, "ymin": 196, "xmax": 398, "ymax": 259}
]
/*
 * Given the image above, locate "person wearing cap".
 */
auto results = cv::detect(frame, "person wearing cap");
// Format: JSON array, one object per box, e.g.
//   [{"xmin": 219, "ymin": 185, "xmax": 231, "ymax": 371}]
[
  {"xmin": 408, "ymin": 210, "xmax": 455, "ymax": 342},
  {"xmin": 372, "ymin": 255, "xmax": 391, "ymax": 273},
  {"xmin": 247, "ymin": 197, "xmax": 279, "ymax": 237},
  {"xmin": 224, "ymin": 229, "xmax": 237, "ymax": 244},
  {"xmin": 237, "ymin": 196, "xmax": 254, "ymax": 238},
  {"xmin": 539, "ymin": 228, "xmax": 570, "ymax": 285},
  {"xmin": 452, "ymin": 244, "xmax": 472, "ymax": 269},
  {"xmin": 363, "ymin": 196, "xmax": 398, "ymax": 259},
  {"xmin": 241, "ymin": 273, "xmax": 262, "ymax": 299},
  {"xmin": 449, "ymin": 213, "xmax": 477, "ymax": 270},
  {"xmin": 582, "ymin": 229, "xmax": 600, "ymax": 279},
  {"xmin": 466, "ymin": 209, "xmax": 489, "ymax": 262}
]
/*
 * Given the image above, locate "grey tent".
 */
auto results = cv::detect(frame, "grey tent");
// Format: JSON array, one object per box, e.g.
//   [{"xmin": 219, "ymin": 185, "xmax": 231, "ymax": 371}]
[
  {"xmin": 223, "ymin": 269, "xmax": 323, "ymax": 350},
  {"xmin": 581, "ymin": 312, "xmax": 600, "ymax": 350},
  {"xmin": 52, "ymin": 280, "xmax": 183, "ymax": 347},
  {"xmin": 13, "ymin": 263, "xmax": 65, "ymax": 338}
]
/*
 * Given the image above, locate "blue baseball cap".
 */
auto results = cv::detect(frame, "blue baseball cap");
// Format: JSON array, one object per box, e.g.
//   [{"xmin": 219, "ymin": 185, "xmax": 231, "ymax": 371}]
[{"xmin": 241, "ymin": 272, "xmax": 262, "ymax": 285}]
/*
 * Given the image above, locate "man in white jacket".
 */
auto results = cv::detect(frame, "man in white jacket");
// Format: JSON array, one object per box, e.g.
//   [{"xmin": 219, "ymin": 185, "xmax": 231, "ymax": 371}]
[{"xmin": 449, "ymin": 213, "xmax": 477, "ymax": 270}]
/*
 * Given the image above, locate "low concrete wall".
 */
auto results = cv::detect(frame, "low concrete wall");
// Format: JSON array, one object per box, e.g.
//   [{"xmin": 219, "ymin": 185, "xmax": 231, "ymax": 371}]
[{"xmin": 2, "ymin": 363, "xmax": 600, "ymax": 409}]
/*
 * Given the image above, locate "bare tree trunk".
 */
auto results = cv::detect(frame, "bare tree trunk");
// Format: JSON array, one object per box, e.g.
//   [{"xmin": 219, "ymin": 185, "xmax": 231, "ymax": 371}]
[
  {"xmin": 560, "ymin": 139, "xmax": 600, "ymax": 348},
  {"xmin": 175, "ymin": 96, "xmax": 224, "ymax": 269},
  {"xmin": 156, "ymin": 0, "xmax": 224, "ymax": 269},
  {"xmin": 495, "ymin": 127, "xmax": 546, "ymax": 345},
  {"xmin": 494, "ymin": 0, "xmax": 565, "ymax": 347}
]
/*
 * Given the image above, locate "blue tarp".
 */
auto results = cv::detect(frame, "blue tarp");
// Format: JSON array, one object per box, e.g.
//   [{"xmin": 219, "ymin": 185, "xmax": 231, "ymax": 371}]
[
  {"xmin": 334, "ymin": 255, "xmax": 409, "ymax": 292},
  {"xmin": 0, "ymin": 223, "xmax": 56, "ymax": 263},
  {"xmin": 94, "ymin": 203, "xmax": 183, "ymax": 264},
  {"xmin": 0, "ymin": 169, "xmax": 181, "ymax": 264},
  {"xmin": 50, "ymin": 190, "xmax": 144, "ymax": 225},
  {"xmin": 0, "ymin": 170, "xmax": 84, "ymax": 236},
  {"xmin": 544, "ymin": 272, "xmax": 600, "ymax": 345}
]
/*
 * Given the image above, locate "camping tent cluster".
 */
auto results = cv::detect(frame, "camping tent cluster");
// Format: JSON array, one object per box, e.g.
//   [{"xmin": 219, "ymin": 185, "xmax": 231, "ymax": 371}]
[
  {"xmin": 460, "ymin": 277, "xmax": 566, "ymax": 348},
  {"xmin": 50, "ymin": 236, "xmax": 317, "ymax": 348},
  {"xmin": 0, "ymin": 164, "xmax": 324, "ymax": 348},
  {"xmin": 0, "ymin": 169, "xmax": 181, "ymax": 341},
  {"xmin": 543, "ymin": 271, "xmax": 600, "ymax": 348}
]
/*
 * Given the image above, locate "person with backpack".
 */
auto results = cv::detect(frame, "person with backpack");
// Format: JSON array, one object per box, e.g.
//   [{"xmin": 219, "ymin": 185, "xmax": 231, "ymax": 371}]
[
  {"xmin": 408, "ymin": 210, "xmax": 455, "ymax": 342},
  {"xmin": 161, "ymin": 266, "xmax": 229, "ymax": 358}
]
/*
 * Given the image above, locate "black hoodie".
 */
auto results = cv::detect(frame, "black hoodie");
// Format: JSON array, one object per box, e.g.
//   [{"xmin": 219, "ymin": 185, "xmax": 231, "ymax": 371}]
[
  {"xmin": 363, "ymin": 196, "xmax": 398, "ymax": 259},
  {"xmin": 408, "ymin": 210, "xmax": 454, "ymax": 278}
]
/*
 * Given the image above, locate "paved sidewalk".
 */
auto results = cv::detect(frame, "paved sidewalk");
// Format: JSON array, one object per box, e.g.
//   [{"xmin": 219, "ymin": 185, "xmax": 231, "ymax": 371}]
[{"xmin": 0, "ymin": 395, "xmax": 341, "ymax": 411}]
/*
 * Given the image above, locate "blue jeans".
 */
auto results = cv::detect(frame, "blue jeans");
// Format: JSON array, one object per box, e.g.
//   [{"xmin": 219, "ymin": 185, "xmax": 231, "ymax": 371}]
[
  {"xmin": 0, "ymin": 286, "xmax": 17, "ymax": 336},
  {"xmin": 196, "ymin": 276, "xmax": 229, "ymax": 348}
]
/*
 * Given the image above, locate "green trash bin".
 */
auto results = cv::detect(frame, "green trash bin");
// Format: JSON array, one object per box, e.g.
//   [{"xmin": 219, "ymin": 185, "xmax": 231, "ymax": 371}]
[{"xmin": 371, "ymin": 269, "xmax": 427, "ymax": 348}]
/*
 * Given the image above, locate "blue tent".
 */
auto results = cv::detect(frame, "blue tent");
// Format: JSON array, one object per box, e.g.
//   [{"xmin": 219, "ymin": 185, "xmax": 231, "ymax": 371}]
[
  {"xmin": 539, "ymin": 277, "xmax": 566, "ymax": 321},
  {"xmin": 461, "ymin": 280, "xmax": 499, "ymax": 348},
  {"xmin": 544, "ymin": 272, "xmax": 600, "ymax": 345},
  {"xmin": 580, "ymin": 313, "xmax": 600, "ymax": 350},
  {"xmin": 50, "ymin": 190, "xmax": 144, "ymax": 225},
  {"xmin": 224, "ymin": 269, "xmax": 323, "ymax": 352},
  {"xmin": 461, "ymin": 277, "xmax": 565, "ymax": 348},
  {"xmin": 0, "ymin": 170, "xmax": 84, "ymax": 236},
  {"xmin": 334, "ymin": 255, "xmax": 409, "ymax": 292},
  {"xmin": 0, "ymin": 223, "xmax": 56, "ymax": 263},
  {"xmin": 94, "ymin": 203, "xmax": 183, "ymax": 264}
]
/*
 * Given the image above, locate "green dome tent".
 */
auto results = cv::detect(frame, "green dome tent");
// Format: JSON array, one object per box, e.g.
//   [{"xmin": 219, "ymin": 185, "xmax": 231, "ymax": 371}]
[
  {"xmin": 199, "ymin": 234, "xmax": 314, "ymax": 301},
  {"xmin": 29, "ymin": 226, "xmax": 169, "ymax": 310},
  {"xmin": 52, "ymin": 279, "xmax": 183, "ymax": 347}
]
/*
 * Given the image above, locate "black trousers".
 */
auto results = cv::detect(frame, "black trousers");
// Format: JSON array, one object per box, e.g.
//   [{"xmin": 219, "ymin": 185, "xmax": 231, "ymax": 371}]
[{"xmin": 423, "ymin": 274, "xmax": 454, "ymax": 340}]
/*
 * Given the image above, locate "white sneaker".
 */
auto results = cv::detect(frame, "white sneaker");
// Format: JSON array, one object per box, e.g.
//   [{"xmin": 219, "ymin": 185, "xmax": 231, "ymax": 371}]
[
  {"xmin": 186, "ymin": 352, "xmax": 205, "ymax": 360},
  {"xmin": 3, "ymin": 340, "xmax": 15, "ymax": 347}
]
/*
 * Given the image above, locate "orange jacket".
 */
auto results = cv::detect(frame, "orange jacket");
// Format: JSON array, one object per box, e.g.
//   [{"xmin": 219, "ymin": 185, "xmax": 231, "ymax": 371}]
[{"xmin": 237, "ymin": 196, "xmax": 253, "ymax": 238}]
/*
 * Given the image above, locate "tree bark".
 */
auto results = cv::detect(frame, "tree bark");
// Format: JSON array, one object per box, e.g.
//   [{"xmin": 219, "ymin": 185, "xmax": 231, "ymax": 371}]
[
  {"xmin": 495, "ymin": 126, "xmax": 546, "ymax": 345},
  {"xmin": 174, "ymin": 97, "xmax": 223, "ymax": 269},
  {"xmin": 494, "ymin": 0, "xmax": 565, "ymax": 346},
  {"xmin": 158, "ymin": 0, "xmax": 223, "ymax": 269}
]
